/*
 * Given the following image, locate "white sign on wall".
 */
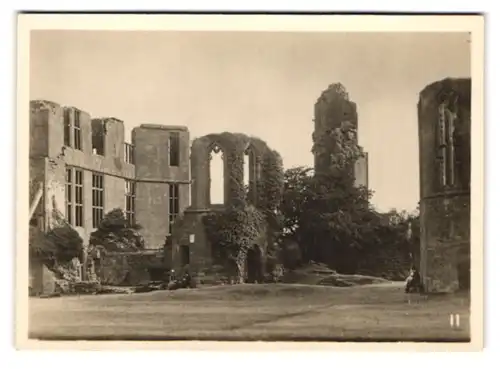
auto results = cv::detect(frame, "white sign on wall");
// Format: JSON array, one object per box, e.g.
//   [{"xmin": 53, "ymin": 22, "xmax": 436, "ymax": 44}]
[{"xmin": 189, "ymin": 234, "xmax": 195, "ymax": 243}]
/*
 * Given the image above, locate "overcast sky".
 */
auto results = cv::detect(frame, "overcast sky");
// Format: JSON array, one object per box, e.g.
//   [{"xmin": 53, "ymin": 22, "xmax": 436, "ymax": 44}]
[{"xmin": 30, "ymin": 31, "xmax": 470, "ymax": 212}]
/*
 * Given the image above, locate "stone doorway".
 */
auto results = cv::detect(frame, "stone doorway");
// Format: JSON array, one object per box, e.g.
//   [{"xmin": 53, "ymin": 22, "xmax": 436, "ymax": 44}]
[{"xmin": 246, "ymin": 244, "xmax": 263, "ymax": 283}]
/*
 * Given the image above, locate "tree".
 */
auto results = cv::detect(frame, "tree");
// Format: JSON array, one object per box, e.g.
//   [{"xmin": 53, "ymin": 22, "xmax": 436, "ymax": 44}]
[
  {"xmin": 280, "ymin": 166, "xmax": 314, "ymax": 238},
  {"xmin": 89, "ymin": 208, "xmax": 145, "ymax": 252},
  {"xmin": 280, "ymin": 164, "xmax": 418, "ymax": 276},
  {"xmin": 280, "ymin": 119, "xmax": 374, "ymax": 270}
]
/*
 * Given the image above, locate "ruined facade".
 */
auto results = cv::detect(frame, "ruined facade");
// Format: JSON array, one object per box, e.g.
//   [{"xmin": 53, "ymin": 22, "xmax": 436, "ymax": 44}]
[
  {"xmin": 29, "ymin": 100, "xmax": 190, "ymax": 255},
  {"xmin": 313, "ymin": 83, "xmax": 369, "ymax": 188},
  {"xmin": 417, "ymin": 78, "xmax": 471, "ymax": 293},
  {"xmin": 168, "ymin": 133, "xmax": 281, "ymax": 279}
]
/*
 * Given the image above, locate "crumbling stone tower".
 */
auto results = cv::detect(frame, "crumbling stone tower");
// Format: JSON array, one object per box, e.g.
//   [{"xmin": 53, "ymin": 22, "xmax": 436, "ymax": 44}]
[
  {"xmin": 313, "ymin": 83, "xmax": 369, "ymax": 187},
  {"xmin": 418, "ymin": 78, "xmax": 471, "ymax": 293}
]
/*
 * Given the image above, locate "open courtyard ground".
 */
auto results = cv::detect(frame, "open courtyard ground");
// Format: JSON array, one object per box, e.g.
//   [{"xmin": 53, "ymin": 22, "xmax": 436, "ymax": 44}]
[{"xmin": 29, "ymin": 282, "xmax": 470, "ymax": 342}]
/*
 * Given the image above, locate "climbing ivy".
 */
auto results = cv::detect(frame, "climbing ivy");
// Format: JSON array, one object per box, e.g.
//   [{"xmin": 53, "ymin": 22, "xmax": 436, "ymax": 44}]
[
  {"xmin": 201, "ymin": 132, "xmax": 285, "ymax": 282},
  {"xmin": 203, "ymin": 205, "xmax": 265, "ymax": 282},
  {"xmin": 312, "ymin": 122, "xmax": 364, "ymax": 179}
]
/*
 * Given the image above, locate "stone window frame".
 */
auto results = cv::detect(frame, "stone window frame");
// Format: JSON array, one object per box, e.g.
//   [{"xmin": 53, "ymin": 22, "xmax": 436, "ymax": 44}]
[
  {"xmin": 92, "ymin": 173, "xmax": 105, "ymax": 228},
  {"xmin": 63, "ymin": 110, "xmax": 71, "ymax": 147},
  {"xmin": 244, "ymin": 143, "xmax": 259, "ymax": 204},
  {"xmin": 168, "ymin": 183, "xmax": 180, "ymax": 234},
  {"xmin": 124, "ymin": 143, "xmax": 135, "ymax": 164},
  {"xmin": 169, "ymin": 132, "xmax": 181, "ymax": 167},
  {"xmin": 91, "ymin": 119, "xmax": 106, "ymax": 156},
  {"xmin": 208, "ymin": 142, "xmax": 225, "ymax": 206},
  {"xmin": 436, "ymin": 92, "xmax": 459, "ymax": 189},
  {"xmin": 125, "ymin": 180, "xmax": 136, "ymax": 226},
  {"xmin": 74, "ymin": 169, "xmax": 84, "ymax": 227},
  {"xmin": 62, "ymin": 108, "xmax": 83, "ymax": 151},
  {"xmin": 65, "ymin": 167, "xmax": 73, "ymax": 225},
  {"xmin": 73, "ymin": 109, "xmax": 82, "ymax": 151}
]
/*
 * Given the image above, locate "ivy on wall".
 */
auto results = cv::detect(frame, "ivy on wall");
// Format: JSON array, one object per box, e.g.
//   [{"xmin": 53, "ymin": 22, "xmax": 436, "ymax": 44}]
[
  {"xmin": 201, "ymin": 132, "xmax": 285, "ymax": 282},
  {"xmin": 202, "ymin": 205, "xmax": 265, "ymax": 282}
]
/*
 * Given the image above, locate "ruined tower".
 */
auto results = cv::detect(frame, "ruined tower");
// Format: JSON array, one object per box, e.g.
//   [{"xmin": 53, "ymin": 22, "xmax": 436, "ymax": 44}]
[
  {"xmin": 313, "ymin": 83, "xmax": 369, "ymax": 188},
  {"xmin": 418, "ymin": 78, "xmax": 471, "ymax": 293}
]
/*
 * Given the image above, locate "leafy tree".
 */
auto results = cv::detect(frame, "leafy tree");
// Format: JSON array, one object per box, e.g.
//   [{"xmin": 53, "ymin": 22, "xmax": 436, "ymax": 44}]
[
  {"xmin": 89, "ymin": 208, "xmax": 145, "ymax": 252},
  {"xmin": 280, "ymin": 163, "xmax": 418, "ymax": 275},
  {"xmin": 280, "ymin": 119, "xmax": 373, "ymax": 271},
  {"xmin": 275, "ymin": 84, "xmax": 420, "ymax": 277},
  {"xmin": 280, "ymin": 166, "xmax": 314, "ymax": 238}
]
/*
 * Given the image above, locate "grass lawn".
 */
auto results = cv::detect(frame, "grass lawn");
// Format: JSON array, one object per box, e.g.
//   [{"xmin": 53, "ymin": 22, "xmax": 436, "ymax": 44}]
[{"xmin": 28, "ymin": 282, "xmax": 470, "ymax": 342}]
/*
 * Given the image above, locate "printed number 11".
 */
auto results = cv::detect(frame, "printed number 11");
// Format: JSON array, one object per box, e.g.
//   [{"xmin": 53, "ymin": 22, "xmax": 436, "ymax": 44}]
[{"xmin": 450, "ymin": 314, "xmax": 460, "ymax": 328}]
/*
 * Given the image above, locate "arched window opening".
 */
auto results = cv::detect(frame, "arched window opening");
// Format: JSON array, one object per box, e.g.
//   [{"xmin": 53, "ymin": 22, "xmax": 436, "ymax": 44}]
[
  {"xmin": 209, "ymin": 144, "xmax": 224, "ymax": 205},
  {"xmin": 244, "ymin": 147, "xmax": 257, "ymax": 203},
  {"xmin": 243, "ymin": 151, "xmax": 250, "ymax": 191},
  {"xmin": 437, "ymin": 100, "xmax": 457, "ymax": 188}
]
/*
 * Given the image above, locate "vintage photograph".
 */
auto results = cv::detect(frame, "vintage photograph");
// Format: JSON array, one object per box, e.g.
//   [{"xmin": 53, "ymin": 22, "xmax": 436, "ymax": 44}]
[{"xmin": 18, "ymin": 14, "xmax": 483, "ymax": 348}]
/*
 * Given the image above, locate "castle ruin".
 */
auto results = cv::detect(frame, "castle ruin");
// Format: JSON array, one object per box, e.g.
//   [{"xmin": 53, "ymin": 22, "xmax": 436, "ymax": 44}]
[{"xmin": 417, "ymin": 78, "xmax": 471, "ymax": 293}]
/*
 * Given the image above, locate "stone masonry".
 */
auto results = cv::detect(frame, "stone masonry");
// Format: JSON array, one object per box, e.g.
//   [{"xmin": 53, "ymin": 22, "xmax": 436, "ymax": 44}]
[
  {"xmin": 168, "ymin": 133, "xmax": 275, "ymax": 277},
  {"xmin": 29, "ymin": 100, "xmax": 190, "ymax": 252},
  {"xmin": 313, "ymin": 83, "xmax": 369, "ymax": 188},
  {"xmin": 417, "ymin": 78, "xmax": 471, "ymax": 293}
]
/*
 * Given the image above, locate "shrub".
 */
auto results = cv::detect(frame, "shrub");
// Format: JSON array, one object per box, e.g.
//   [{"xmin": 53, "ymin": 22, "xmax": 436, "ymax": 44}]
[
  {"xmin": 30, "ymin": 223, "xmax": 83, "ymax": 268},
  {"xmin": 90, "ymin": 208, "xmax": 145, "ymax": 252}
]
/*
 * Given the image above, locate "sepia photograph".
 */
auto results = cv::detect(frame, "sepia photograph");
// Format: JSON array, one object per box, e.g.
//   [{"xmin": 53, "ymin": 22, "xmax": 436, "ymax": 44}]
[{"xmin": 16, "ymin": 14, "xmax": 484, "ymax": 350}]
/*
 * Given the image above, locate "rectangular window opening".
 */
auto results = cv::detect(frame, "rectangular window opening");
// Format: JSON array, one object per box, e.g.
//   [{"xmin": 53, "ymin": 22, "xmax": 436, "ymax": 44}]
[
  {"xmin": 169, "ymin": 132, "xmax": 180, "ymax": 167},
  {"xmin": 168, "ymin": 183, "xmax": 180, "ymax": 234},
  {"xmin": 91, "ymin": 120, "xmax": 105, "ymax": 156},
  {"xmin": 180, "ymin": 245, "xmax": 190, "ymax": 266},
  {"xmin": 92, "ymin": 173, "xmax": 104, "ymax": 228},
  {"xmin": 63, "ymin": 110, "xmax": 71, "ymax": 147},
  {"xmin": 124, "ymin": 143, "xmax": 135, "ymax": 164},
  {"xmin": 65, "ymin": 168, "xmax": 73, "ymax": 225},
  {"xmin": 75, "ymin": 169, "xmax": 84, "ymax": 227},
  {"xmin": 125, "ymin": 180, "xmax": 136, "ymax": 226},
  {"xmin": 73, "ymin": 110, "xmax": 82, "ymax": 151}
]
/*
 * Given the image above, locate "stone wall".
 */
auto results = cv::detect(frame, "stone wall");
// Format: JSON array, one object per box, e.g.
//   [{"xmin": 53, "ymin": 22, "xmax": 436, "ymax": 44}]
[
  {"xmin": 29, "ymin": 100, "xmax": 194, "ymax": 291},
  {"xmin": 44, "ymin": 157, "xmax": 66, "ymax": 230},
  {"xmin": 29, "ymin": 257, "xmax": 56, "ymax": 296},
  {"xmin": 29, "ymin": 157, "xmax": 46, "ymax": 227},
  {"xmin": 96, "ymin": 251, "xmax": 165, "ymax": 285},
  {"xmin": 169, "ymin": 209, "xmax": 212, "ymax": 272},
  {"xmin": 169, "ymin": 133, "xmax": 278, "ymax": 274},
  {"xmin": 132, "ymin": 124, "xmax": 190, "ymax": 248},
  {"xmin": 30, "ymin": 100, "xmax": 53, "ymax": 158},
  {"xmin": 418, "ymin": 78, "xmax": 471, "ymax": 293},
  {"xmin": 354, "ymin": 152, "xmax": 369, "ymax": 188},
  {"xmin": 420, "ymin": 194, "xmax": 470, "ymax": 292},
  {"xmin": 29, "ymin": 100, "xmax": 191, "ymax": 251}
]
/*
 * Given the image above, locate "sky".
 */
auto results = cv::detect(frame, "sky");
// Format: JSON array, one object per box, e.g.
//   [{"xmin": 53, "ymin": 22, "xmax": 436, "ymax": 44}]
[{"xmin": 29, "ymin": 31, "xmax": 470, "ymax": 212}]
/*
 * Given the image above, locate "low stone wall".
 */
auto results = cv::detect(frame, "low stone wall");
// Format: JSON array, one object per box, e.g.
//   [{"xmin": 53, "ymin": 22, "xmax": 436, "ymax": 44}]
[{"xmin": 96, "ymin": 250, "xmax": 166, "ymax": 286}]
